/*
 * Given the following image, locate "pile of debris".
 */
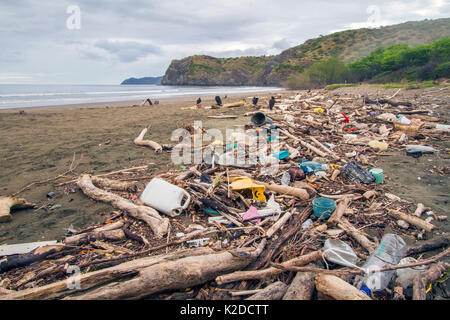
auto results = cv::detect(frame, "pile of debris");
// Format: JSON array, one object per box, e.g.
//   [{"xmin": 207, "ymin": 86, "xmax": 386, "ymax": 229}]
[{"xmin": 0, "ymin": 87, "xmax": 448, "ymax": 300}]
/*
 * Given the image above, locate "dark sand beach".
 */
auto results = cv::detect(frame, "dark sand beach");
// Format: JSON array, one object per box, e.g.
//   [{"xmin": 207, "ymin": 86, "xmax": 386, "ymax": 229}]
[{"xmin": 0, "ymin": 87, "xmax": 448, "ymax": 248}]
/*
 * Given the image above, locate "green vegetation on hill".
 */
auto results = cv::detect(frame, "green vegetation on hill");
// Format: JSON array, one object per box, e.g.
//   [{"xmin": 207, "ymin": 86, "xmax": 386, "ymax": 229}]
[
  {"xmin": 162, "ymin": 18, "xmax": 450, "ymax": 86},
  {"xmin": 287, "ymin": 37, "xmax": 449, "ymax": 89}
]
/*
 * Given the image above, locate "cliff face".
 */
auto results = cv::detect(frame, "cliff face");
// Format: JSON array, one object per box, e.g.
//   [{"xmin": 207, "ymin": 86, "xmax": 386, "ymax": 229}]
[{"xmin": 162, "ymin": 18, "xmax": 450, "ymax": 86}]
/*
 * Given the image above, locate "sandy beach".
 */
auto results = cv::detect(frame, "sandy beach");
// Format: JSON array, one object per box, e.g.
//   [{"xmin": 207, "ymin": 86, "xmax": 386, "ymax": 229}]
[
  {"xmin": 0, "ymin": 90, "xmax": 286, "ymax": 242},
  {"xmin": 0, "ymin": 86, "xmax": 448, "ymax": 246}
]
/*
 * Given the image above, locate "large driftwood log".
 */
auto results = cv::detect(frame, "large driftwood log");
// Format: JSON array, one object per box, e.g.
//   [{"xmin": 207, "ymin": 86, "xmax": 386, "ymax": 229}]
[
  {"xmin": 315, "ymin": 274, "xmax": 371, "ymax": 300},
  {"xmin": 245, "ymin": 281, "xmax": 288, "ymax": 300},
  {"xmin": 133, "ymin": 128, "xmax": 162, "ymax": 152},
  {"xmin": 1, "ymin": 248, "xmax": 213, "ymax": 300},
  {"xmin": 215, "ymin": 250, "xmax": 322, "ymax": 285},
  {"xmin": 282, "ymin": 271, "xmax": 315, "ymax": 300},
  {"xmin": 65, "ymin": 242, "xmax": 266, "ymax": 300},
  {"xmin": 77, "ymin": 174, "xmax": 169, "ymax": 238},
  {"xmin": 0, "ymin": 197, "xmax": 35, "ymax": 223},
  {"xmin": 91, "ymin": 176, "xmax": 138, "ymax": 192}
]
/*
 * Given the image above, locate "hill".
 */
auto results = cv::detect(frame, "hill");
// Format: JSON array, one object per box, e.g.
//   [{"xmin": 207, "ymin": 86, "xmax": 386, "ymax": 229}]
[
  {"xmin": 121, "ymin": 76, "xmax": 163, "ymax": 85},
  {"xmin": 161, "ymin": 18, "xmax": 450, "ymax": 86}
]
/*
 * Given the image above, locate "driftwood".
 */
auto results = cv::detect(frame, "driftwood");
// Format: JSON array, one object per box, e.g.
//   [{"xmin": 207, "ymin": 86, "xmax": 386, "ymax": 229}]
[
  {"xmin": 328, "ymin": 196, "xmax": 350, "ymax": 223},
  {"xmin": 245, "ymin": 281, "xmax": 288, "ymax": 300},
  {"xmin": 406, "ymin": 236, "xmax": 449, "ymax": 255},
  {"xmin": 64, "ymin": 229, "xmax": 126, "ymax": 246},
  {"xmin": 0, "ymin": 197, "xmax": 35, "ymax": 223},
  {"xmin": 364, "ymin": 96, "xmax": 412, "ymax": 107},
  {"xmin": 215, "ymin": 250, "xmax": 322, "ymax": 285},
  {"xmin": 337, "ymin": 218, "xmax": 378, "ymax": 253},
  {"xmin": 133, "ymin": 128, "xmax": 162, "ymax": 152},
  {"xmin": 1, "ymin": 248, "xmax": 213, "ymax": 300},
  {"xmin": 412, "ymin": 261, "xmax": 449, "ymax": 300},
  {"xmin": 258, "ymin": 182, "xmax": 309, "ymax": 200},
  {"xmin": 91, "ymin": 176, "xmax": 138, "ymax": 192},
  {"xmin": 77, "ymin": 174, "xmax": 169, "ymax": 238},
  {"xmin": 413, "ymin": 203, "xmax": 430, "ymax": 217},
  {"xmin": 387, "ymin": 209, "xmax": 435, "ymax": 232},
  {"xmin": 315, "ymin": 274, "xmax": 371, "ymax": 300},
  {"xmin": 0, "ymin": 244, "xmax": 65, "ymax": 273},
  {"xmin": 279, "ymin": 128, "xmax": 328, "ymax": 158},
  {"xmin": 222, "ymin": 101, "xmax": 245, "ymax": 108},
  {"xmin": 282, "ymin": 270, "xmax": 315, "ymax": 300},
  {"xmin": 65, "ymin": 242, "xmax": 265, "ymax": 300}
]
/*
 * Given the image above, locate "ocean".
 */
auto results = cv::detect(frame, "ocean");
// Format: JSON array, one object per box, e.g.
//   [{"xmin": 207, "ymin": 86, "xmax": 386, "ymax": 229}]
[{"xmin": 0, "ymin": 84, "xmax": 283, "ymax": 109}]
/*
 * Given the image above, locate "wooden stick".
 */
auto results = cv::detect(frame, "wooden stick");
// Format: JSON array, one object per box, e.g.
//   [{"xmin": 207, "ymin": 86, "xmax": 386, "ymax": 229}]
[
  {"xmin": 337, "ymin": 218, "xmax": 378, "ymax": 253},
  {"xmin": 0, "ymin": 197, "xmax": 36, "ymax": 223},
  {"xmin": 387, "ymin": 209, "xmax": 435, "ymax": 232},
  {"xmin": 133, "ymin": 128, "xmax": 162, "ymax": 152},
  {"xmin": 278, "ymin": 128, "xmax": 328, "ymax": 158},
  {"xmin": 215, "ymin": 250, "xmax": 322, "ymax": 285},
  {"xmin": 266, "ymin": 211, "xmax": 292, "ymax": 238},
  {"xmin": 328, "ymin": 196, "xmax": 350, "ymax": 223}
]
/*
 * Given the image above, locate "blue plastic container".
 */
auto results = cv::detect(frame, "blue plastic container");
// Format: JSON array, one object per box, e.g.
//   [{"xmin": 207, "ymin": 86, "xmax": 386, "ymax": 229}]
[
  {"xmin": 272, "ymin": 150, "xmax": 290, "ymax": 160},
  {"xmin": 312, "ymin": 197, "xmax": 336, "ymax": 219}
]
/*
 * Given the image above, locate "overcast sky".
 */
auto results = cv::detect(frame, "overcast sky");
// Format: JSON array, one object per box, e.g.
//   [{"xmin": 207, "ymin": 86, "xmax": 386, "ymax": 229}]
[{"xmin": 0, "ymin": 0, "xmax": 449, "ymax": 84}]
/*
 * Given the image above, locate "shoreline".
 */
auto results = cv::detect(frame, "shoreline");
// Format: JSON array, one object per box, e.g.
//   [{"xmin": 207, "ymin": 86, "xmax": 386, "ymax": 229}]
[{"xmin": 0, "ymin": 87, "xmax": 286, "ymax": 112}]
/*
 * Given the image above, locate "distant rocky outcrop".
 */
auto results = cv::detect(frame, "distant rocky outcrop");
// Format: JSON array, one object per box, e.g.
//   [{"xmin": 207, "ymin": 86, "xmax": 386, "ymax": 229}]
[
  {"xmin": 121, "ymin": 76, "xmax": 163, "ymax": 85},
  {"xmin": 161, "ymin": 18, "xmax": 450, "ymax": 86}
]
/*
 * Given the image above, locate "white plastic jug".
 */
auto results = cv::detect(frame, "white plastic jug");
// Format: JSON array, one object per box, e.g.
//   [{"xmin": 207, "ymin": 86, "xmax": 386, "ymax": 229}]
[{"xmin": 140, "ymin": 178, "xmax": 191, "ymax": 217}]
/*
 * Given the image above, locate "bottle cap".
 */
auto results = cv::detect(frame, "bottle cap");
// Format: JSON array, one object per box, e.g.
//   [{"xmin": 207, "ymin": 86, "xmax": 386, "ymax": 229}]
[{"xmin": 360, "ymin": 284, "xmax": 371, "ymax": 296}]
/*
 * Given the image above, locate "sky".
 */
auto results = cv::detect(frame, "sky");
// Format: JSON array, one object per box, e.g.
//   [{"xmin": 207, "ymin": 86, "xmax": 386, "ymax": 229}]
[{"xmin": 0, "ymin": 0, "xmax": 449, "ymax": 84}]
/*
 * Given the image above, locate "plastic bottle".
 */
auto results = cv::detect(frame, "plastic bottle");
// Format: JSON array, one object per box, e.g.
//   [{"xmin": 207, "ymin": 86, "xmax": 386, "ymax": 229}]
[
  {"xmin": 299, "ymin": 161, "xmax": 329, "ymax": 174},
  {"xmin": 360, "ymin": 234, "xmax": 407, "ymax": 294},
  {"xmin": 397, "ymin": 114, "xmax": 411, "ymax": 125}
]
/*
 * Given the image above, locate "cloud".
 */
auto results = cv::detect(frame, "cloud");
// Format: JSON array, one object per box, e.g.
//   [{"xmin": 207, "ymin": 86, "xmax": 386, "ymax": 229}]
[
  {"xmin": 93, "ymin": 39, "xmax": 161, "ymax": 62},
  {"xmin": 0, "ymin": 0, "xmax": 448, "ymax": 84}
]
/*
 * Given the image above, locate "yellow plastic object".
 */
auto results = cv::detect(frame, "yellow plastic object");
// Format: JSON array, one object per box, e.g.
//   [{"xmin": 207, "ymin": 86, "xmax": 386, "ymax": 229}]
[
  {"xmin": 230, "ymin": 176, "xmax": 266, "ymax": 202},
  {"xmin": 314, "ymin": 107, "xmax": 324, "ymax": 113},
  {"xmin": 329, "ymin": 164, "xmax": 343, "ymax": 170}
]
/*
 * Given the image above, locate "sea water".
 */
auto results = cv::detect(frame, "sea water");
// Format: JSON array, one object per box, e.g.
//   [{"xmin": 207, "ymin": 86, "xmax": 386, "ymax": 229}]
[{"xmin": 0, "ymin": 84, "xmax": 282, "ymax": 109}]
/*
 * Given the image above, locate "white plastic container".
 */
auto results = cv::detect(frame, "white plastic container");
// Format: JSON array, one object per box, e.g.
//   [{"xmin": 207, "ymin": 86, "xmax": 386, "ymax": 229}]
[{"xmin": 140, "ymin": 178, "xmax": 191, "ymax": 217}]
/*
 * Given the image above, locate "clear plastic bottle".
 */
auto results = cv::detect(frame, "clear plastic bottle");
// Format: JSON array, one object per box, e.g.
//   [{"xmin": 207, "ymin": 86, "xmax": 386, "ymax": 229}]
[
  {"xmin": 299, "ymin": 161, "xmax": 329, "ymax": 174},
  {"xmin": 360, "ymin": 234, "xmax": 407, "ymax": 294}
]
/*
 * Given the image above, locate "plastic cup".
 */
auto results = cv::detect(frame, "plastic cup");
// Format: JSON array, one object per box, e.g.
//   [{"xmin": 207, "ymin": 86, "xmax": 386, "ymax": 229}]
[
  {"xmin": 369, "ymin": 168, "xmax": 384, "ymax": 183},
  {"xmin": 312, "ymin": 197, "xmax": 336, "ymax": 220}
]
